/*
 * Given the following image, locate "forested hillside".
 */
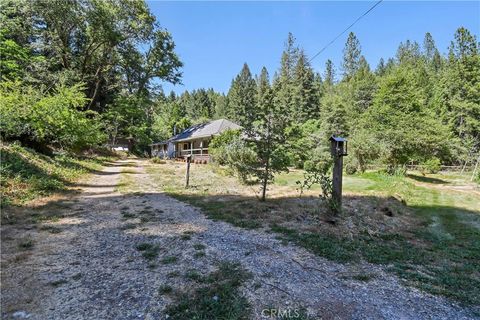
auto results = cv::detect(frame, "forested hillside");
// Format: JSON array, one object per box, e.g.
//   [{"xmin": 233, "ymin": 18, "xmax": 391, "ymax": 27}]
[
  {"xmin": 157, "ymin": 30, "xmax": 480, "ymax": 176},
  {"xmin": 1, "ymin": 0, "xmax": 479, "ymax": 174}
]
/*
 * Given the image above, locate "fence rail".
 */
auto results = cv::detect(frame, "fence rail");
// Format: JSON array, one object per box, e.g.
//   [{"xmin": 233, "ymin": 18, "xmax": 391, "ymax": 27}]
[{"xmin": 364, "ymin": 164, "xmax": 475, "ymax": 172}]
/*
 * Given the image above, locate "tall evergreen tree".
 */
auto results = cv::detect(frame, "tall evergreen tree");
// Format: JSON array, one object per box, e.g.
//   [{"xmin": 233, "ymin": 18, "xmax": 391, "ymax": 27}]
[
  {"xmin": 227, "ymin": 63, "xmax": 256, "ymax": 127},
  {"xmin": 247, "ymin": 67, "xmax": 289, "ymax": 201},
  {"xmin": 435, "ymin": 27, "xmax": 480, "ymax": 160},
  {"xmin": 375, "ymin": 58, "xmax": 386, "ymax": 76},
  {"xmin": 292, "ymin": 50, "xmax": 319, "ymax": 121},
  {"xmin": 342, "ymin": 32, "xmax": 362, "ymax": 80},
  {"xmin": 423, "ymin": 32, "xmax": 442, "ymax": 72},
  {"xmin": 324, "ymin": 59, "xmax": 335, "ymax": 86}
]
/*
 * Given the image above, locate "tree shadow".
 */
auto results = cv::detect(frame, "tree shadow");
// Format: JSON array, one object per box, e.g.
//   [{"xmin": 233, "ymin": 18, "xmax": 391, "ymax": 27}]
[
  {"xmin": 2, "ymin": 188, "xmax": 479, "ymax": 313},
  {"xmin": 407, "ymin": 174, "xmax": 448, "ymax": 184}
]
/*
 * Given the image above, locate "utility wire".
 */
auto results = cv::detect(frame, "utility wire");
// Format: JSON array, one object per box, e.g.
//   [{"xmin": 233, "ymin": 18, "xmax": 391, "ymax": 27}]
[{"xmin": 309, "ymin": 0, "xmax": 383, "ymax": 62}]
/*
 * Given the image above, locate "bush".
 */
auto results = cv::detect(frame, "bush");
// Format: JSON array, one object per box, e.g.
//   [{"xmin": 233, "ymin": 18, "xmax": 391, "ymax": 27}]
[
  {"xmin": 223, "ymin": 139, "xmax": 257, "ymax": 184},
  {"xmin": 420, "ymin": 157, "xmax": 442, "ymax": 174},
  {"xmin": 150, "ymin": 157, "xmax": 165, "ymax": 164},
  {"xmin": 345, "ymin": 163, "xmax": 357, "ymax": 175},
  {"xmin": 209, "ymin": 129, "xmax": 241, "ymax": 165},
  {"xmin": 0, "ymin": 81, "xmax": 106, "ymax": 151}
]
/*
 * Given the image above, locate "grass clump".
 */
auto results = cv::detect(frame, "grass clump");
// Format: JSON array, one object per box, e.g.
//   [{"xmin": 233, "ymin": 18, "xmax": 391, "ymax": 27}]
[
  {"xmin": 166, "ymin": 262, "xmax": 251, "ymax": 320},
  {"xmin": 18, "ymin": 239, "xmax": 34, "ymax": 250},
  {"xmin": 119, "ymin": 223, "xmax": 137, "ymax": 230},
  {"xmin": 159, "ymin": 284, "xmax": 173, "ymax": 294},
  {"xmin": 193, "ymin": 251, "xmax": 206, "ymax": 258},
  {"xmin": 49, "ymin": 279, "xmax": 68, "ymax": 287},
  {"xmin": 161, "ymin": 256, "xmax": 178, "ymax": 264},
  {"xmin": 185, "ymin": 269, "xmax": 203, "ymax": 282},
  {"xmin": 136, "ymin": 242, "xmax": 160, "ymax": 261},
  {"xmin": 168, "ymin": 271, "xmax": 181, "ymax": 278},
  {"xmin": 193, "ymin": 243, "xmax": 206, "ymax": 250},
  {"xmin": 39, "ymin": 225, "xmax": 62, "ymax": 234}
]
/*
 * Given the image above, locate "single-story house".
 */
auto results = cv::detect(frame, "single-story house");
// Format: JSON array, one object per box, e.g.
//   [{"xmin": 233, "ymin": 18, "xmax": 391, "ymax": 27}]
[{"xmin": 150, "ymin": 119, "xmax": 241, "ymax": 162}]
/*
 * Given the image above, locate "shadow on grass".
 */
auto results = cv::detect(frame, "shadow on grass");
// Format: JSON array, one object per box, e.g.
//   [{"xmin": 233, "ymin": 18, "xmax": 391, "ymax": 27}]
[
  {"xmin": 0, "ymin": 147, "xmax": 129, "ymax": 206},
  {"xmin": 407, "ymin": 174, "xmax": 448, "ymax": 184},
  {"xmin": 164, "ymin": 191, "xmax": 480, "ymax": 308},
  {"xmin": 2, "ymin": 180, "xmax": 480, "ymax": 311}
]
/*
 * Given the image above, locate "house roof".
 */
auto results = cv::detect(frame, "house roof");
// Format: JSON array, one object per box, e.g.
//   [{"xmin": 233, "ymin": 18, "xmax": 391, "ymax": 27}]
[{"xmin": 150, "ymin": 119, "xmax": 241, "ymax": 146}]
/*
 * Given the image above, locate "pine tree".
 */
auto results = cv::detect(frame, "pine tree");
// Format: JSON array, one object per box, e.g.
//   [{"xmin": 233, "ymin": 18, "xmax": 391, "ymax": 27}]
[
  {"xmin": 342, "ymin": 32, "xmax": 362, "ymax": 80},
  {"xmin": 435, "ymin": 27, "xmax": 480, "ymax": 159},
  {"xmin": 351, "ymin": 56, "xmax": 377, "ymax": 114},
  {"xmin": 396, "ymin": 40, "xmax": 421, "ymax": 65},
  {"xmin": 423, "ymin": 32, "xmax": 442, "ymax": 72},
  {"xmin": 249, "ymin": 67, "xmax": 290, "ymax": 201},
  {"xmin": 227, "ymin": 63, "xmax": 256, "ymax": 127},
  {"xmin": 272, "ymin": 33, "xmax": 300, "ymax": 123},
  {"xmin": 324, "ymin": 59, "xmax": 335, "ymax": 86},
  {"xmin": 292, "ymin": 50, "xmax": 320, "ymax": 121},
  {"xmin": 375, "ymin": 58, "xmax": 386, "ymax": 76}
]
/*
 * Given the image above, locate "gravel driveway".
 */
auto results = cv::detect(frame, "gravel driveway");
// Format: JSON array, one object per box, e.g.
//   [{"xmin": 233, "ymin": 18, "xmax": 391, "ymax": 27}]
[{"xmin": 1, "ymin": 159, "xmax": 477, "ymax": 319}]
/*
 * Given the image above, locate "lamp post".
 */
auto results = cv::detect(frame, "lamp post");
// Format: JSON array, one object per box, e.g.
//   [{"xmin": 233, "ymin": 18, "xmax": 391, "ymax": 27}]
[{"xmin": 329, "ymin": 136, "xmax": 348, "ymax": 212}]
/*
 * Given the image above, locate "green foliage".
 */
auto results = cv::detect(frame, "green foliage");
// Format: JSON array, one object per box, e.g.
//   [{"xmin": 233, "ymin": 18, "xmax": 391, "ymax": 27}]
[
  {"xmin": 342, "ymin": 32, "xmax": 362, "ymax": 80},
  {"xmin": 357, "ymin": 63, "xmax": 454, "ymax": 171},
  {"xmin": 209, "ymin": 129, "xmax": 242, "ymax": 165},
  {"xmin": 0, "ymin": 81, "xmax": 106, "ymax": 150},
  {"xmin": 0, "ymin": 0, "xmax": 183, "ymax": 152},
  {"xmin": 421, "ymin": 158, "xmax": 442, "ymax": 174},
  {"xmin": 226, "ymin": 63, "xmax": 257, "ymax": 127},
  {"xmin": 165, "ymin": 261, "xmax": 251, "ymax": 320},
  {"xmin": 223, "ymin": 139, "xmax": 258, "ymax": 184},
  {"xmin": 0, "ymin": 143, "xmax": 113, "ymax": 207}
]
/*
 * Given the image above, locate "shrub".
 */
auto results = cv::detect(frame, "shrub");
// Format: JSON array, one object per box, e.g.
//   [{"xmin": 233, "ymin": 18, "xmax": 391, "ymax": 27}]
[
  {"xmin": 150, "ymin": 157, "xmax": 165, "ymax": 164},
  {"xmin": 0, "ymin": 81, "xmax": 106, "ymax": 151},
  {"xmin": 420, "ymin": 157, "xmax": 442, "ymax": 174},
  {"xmin": 223, "ymin": 139, "xmax": 257, "ymax": 184},
  {"xmin": 209, "ymin": 129, "xmax": 241, "ymax": 165}
]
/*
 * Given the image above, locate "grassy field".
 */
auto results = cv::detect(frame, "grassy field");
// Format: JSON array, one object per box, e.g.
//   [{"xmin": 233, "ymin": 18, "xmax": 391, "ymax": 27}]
[
  {"xmin": 0, "ymin": 143, "xmax": 115, "ymax": 208},
  {"xmin": 147, "ymin": 161, "xmax": 480, "ymax": 307}
]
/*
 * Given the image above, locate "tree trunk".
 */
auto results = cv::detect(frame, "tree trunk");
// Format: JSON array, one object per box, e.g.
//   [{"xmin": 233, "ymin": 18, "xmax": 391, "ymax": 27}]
[
  {"xmin": 261, "ymin": 167, "xmax": 268, "ymax": 202},
  {"xmin": 471, "ymin": 156, "xmax": 480, "ymax": 182}
]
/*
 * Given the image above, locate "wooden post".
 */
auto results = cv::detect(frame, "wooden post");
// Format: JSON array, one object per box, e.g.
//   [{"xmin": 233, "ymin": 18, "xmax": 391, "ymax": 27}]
[
  {"xmin": 330, "ymin": 136, "xmax": 347, "ymax": 213},
  {"xmin": 332, "ymin": 154, "xmax": 343, "ymax": 211},
  {"xmin": 185, "ymin": 155, "xmax": 191, "ymax": 188}
]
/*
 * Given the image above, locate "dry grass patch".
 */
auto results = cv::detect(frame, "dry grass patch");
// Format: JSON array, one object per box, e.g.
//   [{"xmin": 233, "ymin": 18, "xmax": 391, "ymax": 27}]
[
  {"xmin": 147, "ymin": 161, "xmax": 480, "ymax": 306},
  {"xmin": 146, "ymin": 161, "xmax": 418, "ymax": 237}
]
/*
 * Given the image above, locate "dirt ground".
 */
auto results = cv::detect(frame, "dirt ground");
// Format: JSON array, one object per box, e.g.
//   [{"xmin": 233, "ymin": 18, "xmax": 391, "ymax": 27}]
[{"xmin": 1, "ymin": 159, "xmax": 477, "ymax": 319}]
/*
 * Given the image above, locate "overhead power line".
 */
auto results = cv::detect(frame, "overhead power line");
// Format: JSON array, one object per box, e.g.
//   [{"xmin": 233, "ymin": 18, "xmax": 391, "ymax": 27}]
[{"xmin": 309, "ymin": 0, "xmax": 383, "ymax": 63}]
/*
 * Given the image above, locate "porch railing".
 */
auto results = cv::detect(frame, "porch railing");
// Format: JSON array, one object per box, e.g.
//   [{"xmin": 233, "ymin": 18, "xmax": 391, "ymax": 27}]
[{"xmin": 177, "ymin": 148, "xmax": 209, "ymax": 157}]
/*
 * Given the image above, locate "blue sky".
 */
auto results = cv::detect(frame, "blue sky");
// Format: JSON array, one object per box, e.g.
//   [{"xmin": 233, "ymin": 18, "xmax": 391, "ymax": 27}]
[{"xmin": 148, "ymin": 1, "xmax": 480, "ymax": 94}]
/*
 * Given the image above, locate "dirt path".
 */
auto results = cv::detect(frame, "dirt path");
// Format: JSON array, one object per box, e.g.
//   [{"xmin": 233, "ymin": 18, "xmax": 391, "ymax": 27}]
[{"xmin": 1, "ymin": 159, "xmax": 477, "ymax": 319}]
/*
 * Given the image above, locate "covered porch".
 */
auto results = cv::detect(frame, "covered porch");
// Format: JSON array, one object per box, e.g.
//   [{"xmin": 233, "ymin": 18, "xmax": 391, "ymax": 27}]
[{"xmin": 175, "ymin": 138, "xmax": 211, "ymax": 161}]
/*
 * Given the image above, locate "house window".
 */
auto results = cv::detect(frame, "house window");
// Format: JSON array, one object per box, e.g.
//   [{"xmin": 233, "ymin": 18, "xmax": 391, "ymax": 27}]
[
  {"xmin": 203, "ymin": 140, "xmax": 209, "ymax": 148},
  {"xmin": 183, "ymin": 143, "xmax": 190, "ymax": 150}
]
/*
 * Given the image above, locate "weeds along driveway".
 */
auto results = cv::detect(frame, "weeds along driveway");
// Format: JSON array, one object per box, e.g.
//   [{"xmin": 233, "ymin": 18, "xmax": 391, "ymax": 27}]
[{"xmin": 1, "ymin": 159, "xmax": 477, "ymax": 320}]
